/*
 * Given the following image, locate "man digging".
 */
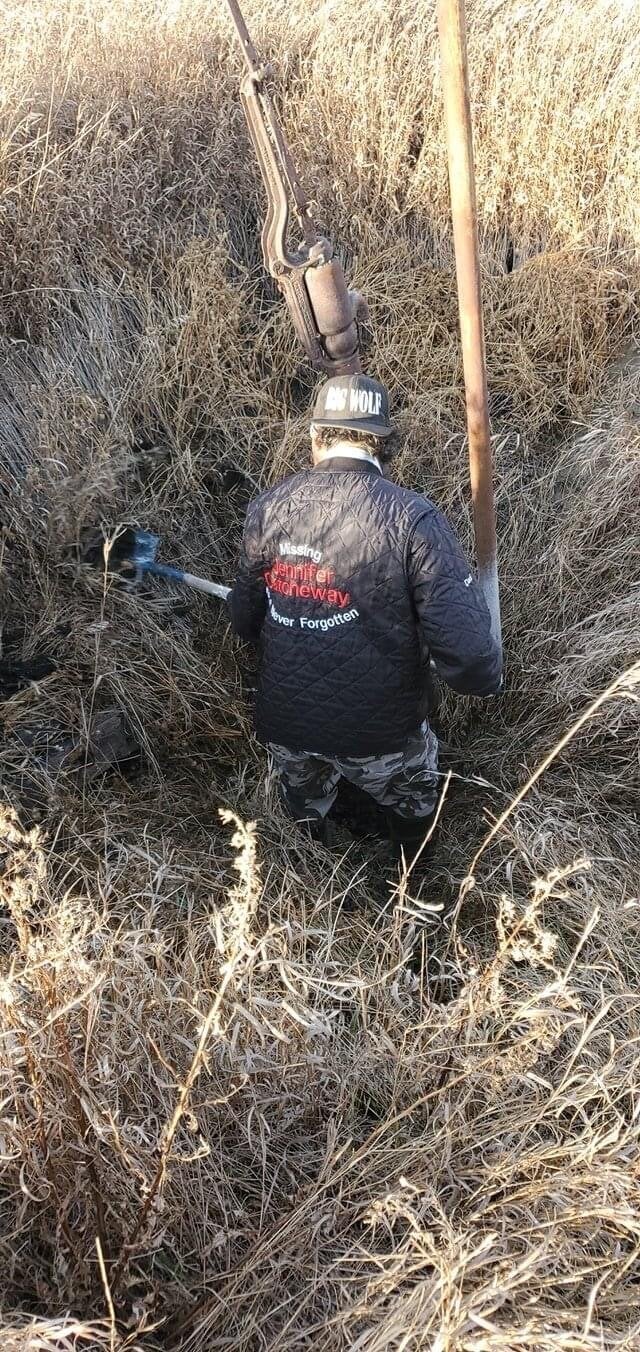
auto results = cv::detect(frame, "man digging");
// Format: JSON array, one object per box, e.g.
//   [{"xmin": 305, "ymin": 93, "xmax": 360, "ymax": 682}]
[{"xmin": 231, "ymin": 374, "xmax": 502, "ymax": 869}]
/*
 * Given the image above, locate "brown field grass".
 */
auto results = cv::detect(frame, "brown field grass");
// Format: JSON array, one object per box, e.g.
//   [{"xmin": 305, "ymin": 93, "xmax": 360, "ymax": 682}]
[{"xmin": 1, "ymin": 1, "xmax": 639, "ymax": 1348}]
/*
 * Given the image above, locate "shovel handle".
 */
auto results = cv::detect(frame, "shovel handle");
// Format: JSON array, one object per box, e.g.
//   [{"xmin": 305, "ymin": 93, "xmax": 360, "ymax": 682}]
[
  {"xmin": 182, "ymin": 573, "xmax": 231, "ymax": 601},
  {"xmin": 143, "ymin": 562, "xmax": 231, "ymax": 601}
]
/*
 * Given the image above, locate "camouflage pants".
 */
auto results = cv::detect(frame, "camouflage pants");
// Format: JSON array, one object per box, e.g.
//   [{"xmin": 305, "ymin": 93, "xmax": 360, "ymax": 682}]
[{"xmin": 268, "ymin": 722, "xmax": 439, "ymax": 823}]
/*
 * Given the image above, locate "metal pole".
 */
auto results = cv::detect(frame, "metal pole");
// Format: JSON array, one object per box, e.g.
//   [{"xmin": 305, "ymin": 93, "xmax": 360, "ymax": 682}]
[{"xmin": 437, "ymin": 0, "xmax": 501, "ymax": 647}]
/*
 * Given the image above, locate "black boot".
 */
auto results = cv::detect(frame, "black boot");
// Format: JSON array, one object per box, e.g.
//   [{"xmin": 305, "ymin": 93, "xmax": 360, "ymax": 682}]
[
  {"xmin": 279, "ymin": 787, "xmax": 333, "ymax": 847},
  {"xmin": 294, "ymin": 815, "xmax": 333, "ymax": 846},
  {"xmin": 308, "ymin": 816, "xmax": 330, "ymax": 845},
  {"xmin": 387, "ymin": 810, "xmax": 437, "ymax": 871}
]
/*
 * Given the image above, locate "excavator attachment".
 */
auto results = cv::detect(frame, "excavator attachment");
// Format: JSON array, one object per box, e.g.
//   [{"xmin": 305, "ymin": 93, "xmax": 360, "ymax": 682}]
[{"xmin": 225, "ymin": 0, "xmax": 367, "ymax": 376}]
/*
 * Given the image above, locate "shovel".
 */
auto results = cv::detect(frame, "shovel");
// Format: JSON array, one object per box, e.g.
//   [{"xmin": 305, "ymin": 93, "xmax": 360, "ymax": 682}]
[{"xmin": 97, "ymin": 528, "xmax": 231, "ymax": 601}]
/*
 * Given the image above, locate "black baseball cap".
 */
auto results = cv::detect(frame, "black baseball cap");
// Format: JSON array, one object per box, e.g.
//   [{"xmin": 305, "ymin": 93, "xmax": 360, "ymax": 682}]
[{"xmin": 311, "ymin": 375, "xmax": 393, "ymax": 438}]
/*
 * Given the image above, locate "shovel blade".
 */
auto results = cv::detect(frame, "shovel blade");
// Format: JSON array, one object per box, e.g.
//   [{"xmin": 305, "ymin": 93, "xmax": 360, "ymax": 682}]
[
  {"xmin": 125, "ymin": 529, "xmax": 160, "ymax": 567},
  {"xmin": 78, "ymin": 526, "xmax": 161, "ymax": 574},
  {"xmin": 100, "ymin": 527, "xmax": 160, "ymax": 570}
]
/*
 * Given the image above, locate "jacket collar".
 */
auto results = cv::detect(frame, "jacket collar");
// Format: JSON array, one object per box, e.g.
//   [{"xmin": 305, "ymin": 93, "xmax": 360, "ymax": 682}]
[{"xmin": 313, "ymin": 444, "xmax": 383, "ymax": 476}]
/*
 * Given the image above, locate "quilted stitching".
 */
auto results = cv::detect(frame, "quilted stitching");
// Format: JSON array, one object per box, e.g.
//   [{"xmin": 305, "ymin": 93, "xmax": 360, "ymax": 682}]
[{"xmin": 231, "ymin": 463, "xmax": 502, "ymax": 757}]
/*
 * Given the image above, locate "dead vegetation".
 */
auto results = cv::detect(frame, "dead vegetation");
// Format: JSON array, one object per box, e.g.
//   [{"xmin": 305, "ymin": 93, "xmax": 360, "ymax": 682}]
[{"xmin": 0, "ymin": 1, "xmax": 639, "ymax": 1348}]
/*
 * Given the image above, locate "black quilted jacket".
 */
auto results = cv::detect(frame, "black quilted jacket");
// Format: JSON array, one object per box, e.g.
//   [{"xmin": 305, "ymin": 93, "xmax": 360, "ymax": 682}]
[{"xmin": 230, "ymin": 457, "xmax": 502, "ymax": 756}]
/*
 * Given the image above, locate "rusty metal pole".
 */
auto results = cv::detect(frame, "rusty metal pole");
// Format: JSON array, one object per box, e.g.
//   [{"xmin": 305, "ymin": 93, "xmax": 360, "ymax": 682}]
[{"xmin": 437, "ymin": 0, "xmax": 501, "ymax": 647}]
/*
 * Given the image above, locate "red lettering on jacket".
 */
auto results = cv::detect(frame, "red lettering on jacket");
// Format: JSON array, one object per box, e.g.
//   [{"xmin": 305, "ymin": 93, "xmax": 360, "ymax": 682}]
[
  {"xmin": 268, "ymin": 560, "xmax": 336, "ymax": 585},
  {"xmin": 265, "ymin": 565, "xmax": 351, "ymax": 608}
]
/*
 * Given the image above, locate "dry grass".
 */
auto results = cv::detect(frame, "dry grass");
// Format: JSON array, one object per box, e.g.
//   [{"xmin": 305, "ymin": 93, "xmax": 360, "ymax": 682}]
[{"xmin": 1, "ymin": 1, "xmax": 640, "ymax": 1348}]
